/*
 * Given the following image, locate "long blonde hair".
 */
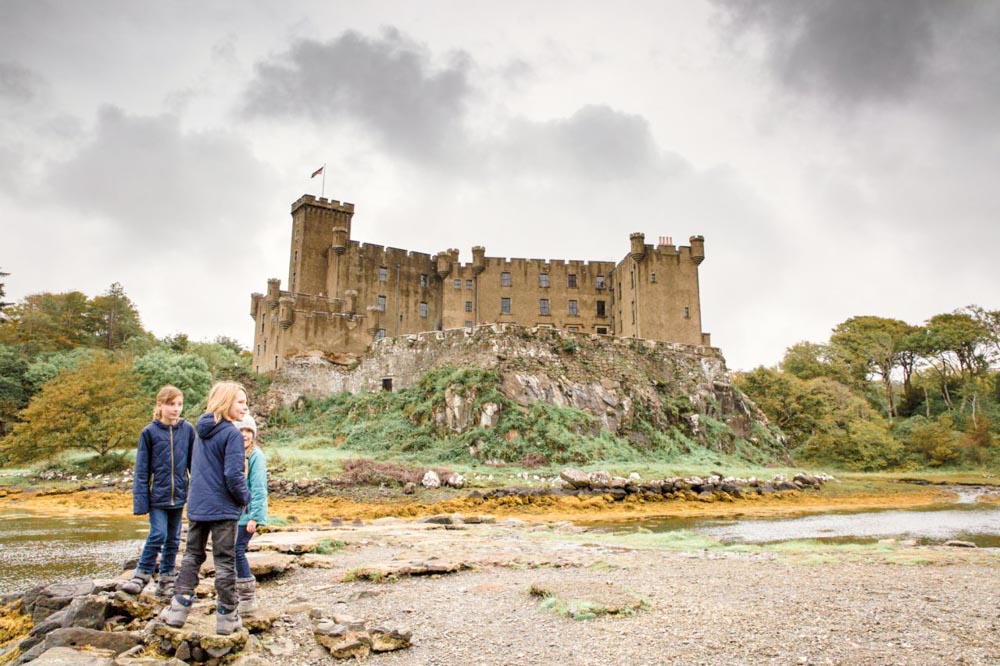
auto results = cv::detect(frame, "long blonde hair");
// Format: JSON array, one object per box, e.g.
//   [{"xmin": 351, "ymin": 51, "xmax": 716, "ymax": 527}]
[
  {"xmin": 152, "ymin": 385, "xmax": 184, "ymax": 420},
  {"xmin": 205, "ymin": 381, "xmax": 247, "ymax": 424}
]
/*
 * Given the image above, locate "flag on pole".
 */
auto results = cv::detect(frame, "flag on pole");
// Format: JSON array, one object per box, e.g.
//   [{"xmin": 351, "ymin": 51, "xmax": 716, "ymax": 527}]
[{"xmin": 311, "ymin": 165, "xmax": 325, "ymax": 178}]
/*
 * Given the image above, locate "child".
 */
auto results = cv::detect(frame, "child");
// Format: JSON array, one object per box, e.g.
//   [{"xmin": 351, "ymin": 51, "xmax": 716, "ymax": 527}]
[
  {"xmin": 122, "ymin": 385, "xmax": 194, "ymax": 598},
  {"xmin": 233, "ymin": 413, "xmax": 268, "ymax": 614},
  {"xmin": 159, "ymin": 381, "xmax": 251, "ymax": 635}
]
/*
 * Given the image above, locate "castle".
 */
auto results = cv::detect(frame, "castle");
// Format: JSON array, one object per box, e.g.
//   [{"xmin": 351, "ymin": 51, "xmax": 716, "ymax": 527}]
[{"xmin": 250, "ymin": 194, "xmax": 711, "ymax": 374}]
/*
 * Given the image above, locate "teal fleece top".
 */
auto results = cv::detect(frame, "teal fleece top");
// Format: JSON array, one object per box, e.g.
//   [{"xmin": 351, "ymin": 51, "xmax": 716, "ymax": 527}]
[{"xmin": 239, "ymin": 446, "xmax": 268, "ymax": 526}]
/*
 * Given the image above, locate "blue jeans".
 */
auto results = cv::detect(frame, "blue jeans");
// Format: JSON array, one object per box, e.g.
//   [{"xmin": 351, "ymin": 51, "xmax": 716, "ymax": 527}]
[
  {"xmin": 135, "ymin": 506, "xmax": 184, "ymax": 576},
  {"xmin": 235, "ymin": 524, "xmax": 254, "ymax": 579}
]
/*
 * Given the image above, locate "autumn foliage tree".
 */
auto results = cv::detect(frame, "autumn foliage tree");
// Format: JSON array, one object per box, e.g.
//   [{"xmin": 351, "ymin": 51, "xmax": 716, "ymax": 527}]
[{"xmin": 1, "ymin": 355, "xmax": 149, "ymax": 463}]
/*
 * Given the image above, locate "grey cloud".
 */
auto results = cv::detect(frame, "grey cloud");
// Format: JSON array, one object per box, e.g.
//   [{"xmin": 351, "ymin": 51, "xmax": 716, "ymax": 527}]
[
  {"xmin": 0, "ymin": 61, "xmax": 41, "ymax": 104},
  {"xmin": 46, "ymin": 106, "xmax": 274, "ymax": 244},
  {"xmin": 712, "ymin": 0, "xmax": 992, "ymax": 107},
  {"xmin": 496, "ymin": 105, "xmax": 688, "ymax": 182},
  {"xmin": 242, "ymin": 28, "xmax": 471, "ymax": 160}
]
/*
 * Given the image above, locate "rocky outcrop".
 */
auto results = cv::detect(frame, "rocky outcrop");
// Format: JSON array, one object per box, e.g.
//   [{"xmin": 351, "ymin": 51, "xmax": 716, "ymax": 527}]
[
  {"xmin": 313, "ymin": 613, "xmax": 412, "ymax": 660},
  {"xmin": 260, "ymin": 325, "xmax": 785, "ymax": 460}
]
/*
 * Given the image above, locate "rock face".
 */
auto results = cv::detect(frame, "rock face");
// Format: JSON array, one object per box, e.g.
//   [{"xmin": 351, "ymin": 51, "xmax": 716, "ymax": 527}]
[{"xmin": 261, "ymin": 325, "xmax": 785, "ymax": 460}]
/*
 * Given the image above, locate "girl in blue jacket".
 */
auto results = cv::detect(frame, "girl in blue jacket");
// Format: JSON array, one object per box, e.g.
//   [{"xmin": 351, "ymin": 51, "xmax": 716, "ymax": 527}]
[
  {"xmin": 121, "ymin": 385, "xmax": 194, "ymax": 598},
  {"xmin": 160, "ymin": 381, "xmax": 251, "ymax": 635},
  {"xmin": 233, "ymin": 413, "xmax": 268, "ymax": 614}
]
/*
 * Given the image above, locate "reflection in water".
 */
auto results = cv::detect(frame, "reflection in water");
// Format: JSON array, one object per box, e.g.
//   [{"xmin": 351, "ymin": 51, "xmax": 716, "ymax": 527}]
[{"xmin": 0, "ymin": 509, "xmax": 146, "ymax": 596}]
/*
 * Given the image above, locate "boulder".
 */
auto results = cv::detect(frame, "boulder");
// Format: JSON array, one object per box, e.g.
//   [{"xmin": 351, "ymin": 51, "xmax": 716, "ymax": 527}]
[
  {"xmin": 421, "ymin": 470, "xmax": 441, "ymax": 489},
  {"xmin": 25, "ymin": 646, "xmax": 115, "ymax": 665},
  {"xmin": 559, "ymin": 468, "xmax": 591, "ymax": 489}
]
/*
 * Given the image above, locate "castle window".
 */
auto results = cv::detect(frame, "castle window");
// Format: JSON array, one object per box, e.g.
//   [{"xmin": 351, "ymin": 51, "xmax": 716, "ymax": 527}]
[
  {"xmin": 465, "ymin": 301, "xmax": 473, "ymax": 312},
  {"xmin": 454, "ymin": 279, "xmax": 461, "ymax": 289},
  {"xmin": 568, "ymin": 300, "xmax": 579, "ymax": 316},
  {"xmin": 466, "ymin": 279, "xmax": 473, "ymax": 290},
  {"xmin": 596, "ymin": 275, "xmax": 605, "ymax": 290},
  {"xmin": 377, "ymin": 295, "xmax": 386, "ymax": 312},
  {"xmin": 501, "ymin": 272, "xmax": 512, "ymax": 287},
  {"xmin": 260, "ymin": 314, "xmax": 265, "ymax": 333},
  {"xmin": 539, "ymin": 273, "xmax": 549, "ymax": 288},
  {"xmin": 567, "ymin": 326, "xmax": 579, "ymax": 332},
  {"xmin": 597, "ymin": 327, "xmax": 608, "ymax": 335},
  {"xmin": 596, "ymin": 300, "xmax": 606, "ymax": 318},
  {"xmin": 568, "ymin": 274, "xmax": 578, "ymax": 288},
  {"xmin": 539, "ymin": 299, "xmax": 550, "ymax": 315},
  {"xmin": 256, "ymin": 344, "xmax": 260, "ymax": 356},
  {"xmin": 274, "ymin": 355, "xmax": 278, "ymax": 369},
  {"xmin": 465, "ymin": 321, "xmax": 473, "ymax": 328},
  {"xmin": 651, "ymin": 272, "xmax": 657, "ymax": 283},
  {"xmin": 420, "ymin": 274, "xmax": 429, "ymax": 288},
  {"xmin": 263, "ymin": 340, "xmax": 266, "ymax": 353},
  {"xmin": 684, "ymin": 306, "xmax": 690, "ymax": 319},
  {"xmin": 375, "ymin": 328, "xmax": 386, "ymax": 341},
  {"xmin": 378, "ymin": 266, "xmax": 388, "ymax": 282},
  {"xmin": 419, "ymin": 302, "xmax": 428, "ymax": 318},
  {"xmin": 501, "ymin": 297, "xmax": 511, "ymax": 314}
]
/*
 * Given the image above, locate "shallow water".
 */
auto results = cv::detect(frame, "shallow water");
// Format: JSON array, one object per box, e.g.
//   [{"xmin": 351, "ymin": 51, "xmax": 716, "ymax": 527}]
[
  {"xmin": 590, "ymin": 493, "xmax": 1000, "ymax": 548},
  {"xmin": 0, "ymin": 509, "xmax": 146, "ymax": 596}
]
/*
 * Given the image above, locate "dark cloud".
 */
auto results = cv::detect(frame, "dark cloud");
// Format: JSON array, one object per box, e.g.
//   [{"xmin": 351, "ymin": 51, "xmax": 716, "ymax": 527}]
[
  {"xmin": 242, "ymin": 28, "xmax": 471, "ymax": 160},
  {"xmin": 46, "ymin": 106, "xmax": 274, "ymax": 243},
  {"xmin": 712, "ymin": 0, "xmax": 999, "ymax": 109},
  {"xmin": 0, "ymin": 61, "xmax": 42, "ymax": 104},
  {"xmin": 496, "ymin": 104, "xmax": 687, "ymax": 182}
]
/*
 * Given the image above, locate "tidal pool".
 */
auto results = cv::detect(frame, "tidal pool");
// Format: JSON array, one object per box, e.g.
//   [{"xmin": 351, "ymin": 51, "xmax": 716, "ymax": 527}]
[{"xmin": 0, "ymin": 508, "xmax": 146, "ymax": 596}]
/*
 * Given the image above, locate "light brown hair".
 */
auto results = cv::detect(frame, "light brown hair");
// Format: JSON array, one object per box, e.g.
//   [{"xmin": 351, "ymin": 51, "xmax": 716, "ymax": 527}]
[
  {"xmin": 152, "ymin": 385, "xmax": 184, "ymax": 420},
  {"xmin": 205, "ymin": 381, "xmax": 247, "ymax": 424}
]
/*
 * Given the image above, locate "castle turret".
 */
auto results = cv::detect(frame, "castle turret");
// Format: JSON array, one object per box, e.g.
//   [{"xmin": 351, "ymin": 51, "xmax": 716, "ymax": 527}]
[
  {"xmin": 250, "ymin": 293, "xmax": 263, "ymax": 319},
  {"xmin": 435, "ymin": 252, "xmax": 453, "ymax": 279},
  {"xmin": 629, "ymin": 232, "xmax": 646, "ymax": 262},
  {"xmin": 278, "ymin": 296, "xmax": 295, "ymax": 329},
  {"xmin": 472, "ymin": 246, "xmax": 486, "ymax": 275},
  {"xmin": 266, "ymin": 278, "xmax": 280, "ymax": 310},
  {"xmin": 689, "ymin": 235, "xmax": 705, "ymax": 265}
]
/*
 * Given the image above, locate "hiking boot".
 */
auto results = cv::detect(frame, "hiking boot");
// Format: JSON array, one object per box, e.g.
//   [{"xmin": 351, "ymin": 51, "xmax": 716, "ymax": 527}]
[
  {"xmin": 158, "ymin": 595, "xmax": 192, "ymax": 628},
  {"xmin": 236, "ymin": 577, "xmax": 258, "ymax": 615},
  {"xmin": 216, "ymin": 606, "xmax": 243, "ymax": 635},
  {"xmin": 155, "ymin": 573, "xmax": 177, "ymax": 599},
  {"xmin": 119, "ymin": 572, "xmax": 151, "ymax": 595}
]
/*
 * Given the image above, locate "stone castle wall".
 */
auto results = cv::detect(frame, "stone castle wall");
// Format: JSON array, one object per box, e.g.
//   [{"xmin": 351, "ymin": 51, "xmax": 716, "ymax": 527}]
[{"xmin": 252, "ymin": 195, "xmax": 709, "ymax": 374}]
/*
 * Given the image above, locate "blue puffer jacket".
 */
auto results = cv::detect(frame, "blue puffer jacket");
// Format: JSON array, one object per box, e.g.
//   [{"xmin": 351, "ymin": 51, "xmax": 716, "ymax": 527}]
[
  {"xmin": 132, "ymin": 419, "xmax": 195, "ymax": 514},
  {"xmin": 186, "ymin": 413, "xmax": 251, "ymax": 522}
]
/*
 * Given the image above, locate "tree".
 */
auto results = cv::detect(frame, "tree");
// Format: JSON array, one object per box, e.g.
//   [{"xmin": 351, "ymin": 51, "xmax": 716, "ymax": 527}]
[
  {"xmin": 921, "ymin": 312, "xmax": 989, "ymax": 412},
  {"xmin": 0, "ymin": 291, "xmax": 95, "ymax": 353},
  {"xmin": 2, "ymin": 355, "xmax": 149, "ymax": 463},
  {"xmin": 830, "ymin": 316, "xmax": 914, "ymax": 423},
  {"xmin": 132, "ymin": 349, "xmax": 212, "ymax": 412},
  {"xmin": 0, "ymin": 267, "xmax": 11, "ymax": 313},
  {"xmin": 24, "ymin": 347, "xmax": 101, "ymax": 392},
  {"xmin": 90, "ymin": 282, "xmax": 145, "ymax": 350},
  {"xmin": 780, "ymin": 341, "xmax": 848, "ymax": 382},
  {"xmin": 0, "ymin": 345, "xmax": 29, "ymax": 436}
]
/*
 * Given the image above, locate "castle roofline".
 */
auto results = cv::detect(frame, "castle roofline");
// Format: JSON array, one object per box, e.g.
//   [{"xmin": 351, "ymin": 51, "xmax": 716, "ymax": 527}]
[{"xmin": 292, "ymin": 193, "xmax": 355, "ymax": 214}]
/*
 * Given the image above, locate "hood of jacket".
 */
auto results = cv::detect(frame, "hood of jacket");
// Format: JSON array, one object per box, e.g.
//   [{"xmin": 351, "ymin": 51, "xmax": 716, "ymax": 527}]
[{"xmin": 196, "ymin": 413, "xmax": 232, "ymax": 439}]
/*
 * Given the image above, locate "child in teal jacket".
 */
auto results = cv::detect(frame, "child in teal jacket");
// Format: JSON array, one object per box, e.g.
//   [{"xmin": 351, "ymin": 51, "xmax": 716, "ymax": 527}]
[{"xmin": 234, "ymin": 413, "xmax": 268, "ymax": 613}]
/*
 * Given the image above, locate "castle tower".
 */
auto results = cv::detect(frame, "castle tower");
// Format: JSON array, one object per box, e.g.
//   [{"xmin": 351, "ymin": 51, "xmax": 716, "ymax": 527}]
[
  {"xmin": 629, "ymin": 232, "xmax": 646, "ymax": 262},
  {"xmin": 288, "ymin": 195, "xmax": 355, "ymax": 296}
]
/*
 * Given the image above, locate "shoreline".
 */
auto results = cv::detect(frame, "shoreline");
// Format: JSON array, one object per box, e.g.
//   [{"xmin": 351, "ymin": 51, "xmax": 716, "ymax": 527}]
[{"xmin": 0, "ymin": 481, "xmax": 961, "ymax": 523}]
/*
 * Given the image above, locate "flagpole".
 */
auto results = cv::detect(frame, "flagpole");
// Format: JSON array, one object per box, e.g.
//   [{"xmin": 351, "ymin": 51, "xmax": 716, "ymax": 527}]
[{"xmin": 321, "ymin": 163, "xmax": 326, "ymax": 199}]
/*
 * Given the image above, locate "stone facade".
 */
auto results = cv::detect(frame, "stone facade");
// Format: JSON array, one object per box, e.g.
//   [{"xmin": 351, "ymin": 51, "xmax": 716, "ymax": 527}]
[{"xmin": 251, "ymin": 195, "xmax": 710, "ymax": 374}]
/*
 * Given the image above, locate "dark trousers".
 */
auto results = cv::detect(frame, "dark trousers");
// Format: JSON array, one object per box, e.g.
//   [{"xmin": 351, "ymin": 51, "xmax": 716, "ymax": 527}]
[
  {"xmin": 174, "ymin": 519, "xmax": 238, "ymax": 610},
  {"xmin": 235, "ymin": 524, "xmax": 255, "ymax": 579}
]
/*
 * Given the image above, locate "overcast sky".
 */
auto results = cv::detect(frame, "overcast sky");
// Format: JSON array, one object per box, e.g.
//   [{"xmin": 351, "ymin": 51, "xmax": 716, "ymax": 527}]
[{"xmin": 2, "ymin": 0, "xmax": 998, "ymax": 371}]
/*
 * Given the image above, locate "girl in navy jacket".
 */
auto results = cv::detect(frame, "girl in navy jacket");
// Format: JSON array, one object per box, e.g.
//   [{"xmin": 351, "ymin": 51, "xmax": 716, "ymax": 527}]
[{"xmin": 121, "ymin": 385, "xmax": 194, "ymax": 597}]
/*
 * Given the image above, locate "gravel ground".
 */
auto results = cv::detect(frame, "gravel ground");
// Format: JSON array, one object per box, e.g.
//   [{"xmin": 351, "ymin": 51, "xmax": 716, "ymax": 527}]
[{"xmin": 245, "ymin": 522, "xmax": 1000, "ymax": 666}]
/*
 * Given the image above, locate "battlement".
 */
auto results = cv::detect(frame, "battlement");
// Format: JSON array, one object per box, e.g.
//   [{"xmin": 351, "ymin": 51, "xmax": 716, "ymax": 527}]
[{"xmin": 291, "ymin": 194, "xmax": 356, "ymax": 214}]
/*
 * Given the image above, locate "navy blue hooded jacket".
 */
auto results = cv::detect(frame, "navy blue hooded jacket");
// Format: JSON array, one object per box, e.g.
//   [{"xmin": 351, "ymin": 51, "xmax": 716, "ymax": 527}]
[
  {"xmin": 186, "ymin": 413, "xmax": 251, "ymax": 521},
  {"xmin": 132, "ymin": 419, "xmax": 195, "ymax": 514}
]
